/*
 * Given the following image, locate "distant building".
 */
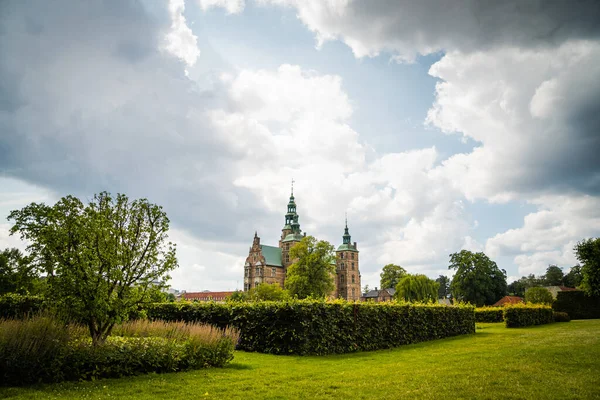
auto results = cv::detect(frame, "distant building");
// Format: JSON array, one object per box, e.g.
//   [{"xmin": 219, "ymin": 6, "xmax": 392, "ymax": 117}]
[
  {"xmin": 493, "ymin": 295, "xmax": 524, "ymax": 307},
  {"xmin": 243, "ymin": 184, "xmax": 362, "ymax": 301},
  {"xmin": 543, "ymin": 286, "xmax": 579, "ymax": 299},
  {"xmin": 182, "ymin": 291, "xmax": 235, "ymax": 302},
  {"xmin": 361, "ymin": 287, "xmax": 395, "ymax": 302}
]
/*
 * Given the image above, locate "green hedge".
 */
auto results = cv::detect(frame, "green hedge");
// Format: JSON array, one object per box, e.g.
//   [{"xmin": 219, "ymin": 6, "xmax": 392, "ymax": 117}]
[
  {"xmin": 0, "ymin": 316, "xmax": 238, "ymax": 385},
  {"xmin": 147, "ymin": 300, "xmax": 475, "ymax": 355},
  {"xmin": 475, "ymin": 307, "xmax": 504, "ymax": 323},
  {"xmin": 504, "ymin": 304, "xmax": 554, "ymax": 328},
  {"xmin": 553, "ymin": 312, "xmax": 570, "ymax": 322},
  {"xmin": 0, "ymin": 294, "xmax": 45, "ymax": 318},
  {"xmin": 552, "ymin": 291, "xmax": 600, "ymax": 319}
]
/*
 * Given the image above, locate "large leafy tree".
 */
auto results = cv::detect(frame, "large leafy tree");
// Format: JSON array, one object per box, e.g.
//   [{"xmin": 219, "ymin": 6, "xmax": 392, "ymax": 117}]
[
  {"xmin": 544, "ymin": 265, "xmax": 564, "ymax": 286},
  {"xmin": 563, "ymin": 265, "xmax": 583, "ymax": 288},
  {"xmin": 285, "ymin": 236, "xmax": 335, "ymax": 299},
  {"xmin": 436, "ymin": 275, "xmax": 451, "ymax": 299},
  {"xmin": 395, "ymin": 274, "xmax": 439, "ymax": 302},
  {"xmin": 8, "ymin": 192, "xmax": 177, "ymax": 345},
  {"xmin": 0, "ymin": 248, "xmax": 44, "ymax": 295},
  {"xmin": 248, "ymin": 283, "xmax": 289, "ymax": 301},
  {"xmin": 525, "ymin": 287, "xmax": 553, "ymax": 304},
  {"xmin": 379, "ymin": 264, "xmax": 407, "ymax": 290},
  {"xmin": 574, "ymin": 238, "xmax": 600, "ymax": 296},
  {"xmin": 448, "ymin": 250, "xmax": 507, "ymax": 307}
]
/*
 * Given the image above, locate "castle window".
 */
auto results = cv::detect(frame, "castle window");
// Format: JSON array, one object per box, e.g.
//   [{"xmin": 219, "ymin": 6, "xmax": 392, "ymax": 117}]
[
  {"xmin": 351, "ymin": 253, "xmax": 354, "ymax": 260},
  {"xmin": 340, "ymin": 253, "xmax": 344, "ymax": 259},
  {"xmin": 272, "ymin": 268, "xmax": 276, "ymax": 277},
  {"xmin": 351, "ymin": 262, "xmax": 354, "ymax": 270},
  {"xmin": 352, "ymin": 275, "xmax": 355, "ymax": 284},
  {"xmin": 285, "ymin": 253, "xmax": 290, "ymax": 263},
  {"xmin": 341, "ymin": 275, "xmax": 345, "ymax": 284},
  {"xmin": 352, "ymin": 288, "xmax": 355, "ymax": 298},
  {"xmin": 244, "ymin": 267, "xmax": 249, "ymax": 277},
  {"xmin": 341, "ymin": 262, "xmax": 345, "ymax": 270}
]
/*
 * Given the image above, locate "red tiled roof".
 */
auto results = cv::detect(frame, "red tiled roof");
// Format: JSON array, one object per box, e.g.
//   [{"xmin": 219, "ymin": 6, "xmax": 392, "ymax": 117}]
[
  {"xmin": 493, "ymin": 295, "xmax": 524, "ymax": 307},
  {"xmin": 558, "ymin": 286, "xmax": 578, "ymax": 291},
  {"xmin": 182, "ymin": 291, "xmax": 235, "ymax": 301}
]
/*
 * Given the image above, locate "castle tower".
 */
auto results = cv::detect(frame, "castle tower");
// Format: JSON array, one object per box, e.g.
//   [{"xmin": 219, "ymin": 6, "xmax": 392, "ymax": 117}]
[
  {"xmin": 335, "ymin": 216, "xmax": 361, "ymax": 300},
  {"xmin": 279, "ymin": 181, "xmax": 304, "ymax": 270}
]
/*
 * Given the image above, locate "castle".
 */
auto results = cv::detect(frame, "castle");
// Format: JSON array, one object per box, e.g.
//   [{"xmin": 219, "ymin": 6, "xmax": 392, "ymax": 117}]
[{"xmin": 243, "ymin": 186, "xmax": 361, "ymax": 300}]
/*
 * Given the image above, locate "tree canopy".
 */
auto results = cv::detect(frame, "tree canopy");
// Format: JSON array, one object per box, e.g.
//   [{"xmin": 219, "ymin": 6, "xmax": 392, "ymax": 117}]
[
  {"xmin": 395, "ymin": 274, "xmax": 439, "ymax": 302},
  {"xmin": 284, "ymin": 236, "xmax": 335, "ymax": 299},
  {"xmin": 449, "ymin": 250, "xmax": 507, "ymax": 307},
  {"xmin": 563, "ymin": 265, "xmax": 583, "ymax": 288},
  {"xmin": 0, "ymin": 247, "xmax": 45, "ymax": 295},
  {"xmin": 8, "ymin": 192, "xmax": 177, "ymax": 345},
  {"xmin": 544, "ymin": 265, "xmax": 564, "ymax": 286},
  {"xmin": 379, "ymin": 264, "xmax": 407, "ymax": 290},
  {"xmin": 575, "ymin": 238, "xmax": 600, "ymax": 296},
  {"xmin": 525, "ymin": 287, "xmax": 554, "ymax": 305},
  {"xmin": 436, "ymin": 275, "xmax": 450, "ymax": 299},
  {"xmin": 247, "ymin": 283, "xmax": 289, "ymax": 301}
]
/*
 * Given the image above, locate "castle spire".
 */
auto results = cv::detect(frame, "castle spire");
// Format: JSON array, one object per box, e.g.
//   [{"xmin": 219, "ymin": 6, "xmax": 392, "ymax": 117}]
[{"xmin": 343, "ymin": 213, "xmax": 351, "ymax": 245}]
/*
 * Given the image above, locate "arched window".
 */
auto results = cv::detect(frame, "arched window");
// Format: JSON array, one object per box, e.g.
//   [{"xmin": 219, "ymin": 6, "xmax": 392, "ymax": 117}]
[
  {"xmin": 352, "ymin": 275, "xmax": 355, "ymax": 283},
  {"xmin": 351, "ymin": 262, "xmax": 354, "ymax": 270},
  {"xmin": 272, "ymin": 267, "xmax": 276, "ymax": 277},
  {"xmin": 351, "ymin": 253, "xmax": 354, "ymax": 260},
  {"xmin": 352, "ymin": 288, "xmax": 355, "ymax": 298},
  {"xmin": 340, "ymin": 253, "xmax": 344, "ymax": 259},
  {"xmin": 341, "ymin": 275, "xmax": 345, "ymax": 284},
  {"xmin": 341, "ymin": 262, "xmax": 345, "ymax": 270}
]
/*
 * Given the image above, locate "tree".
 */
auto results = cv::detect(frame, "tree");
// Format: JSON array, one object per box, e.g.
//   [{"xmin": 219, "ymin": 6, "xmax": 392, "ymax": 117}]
[
  {"xmin": 395, "ymin": 274, "xmax": 439, "ymax": 302},
  {"xmin": 228, "ymin": 290, "xmax": 247, "ymax": 302},
  {"xmin": 574, "ymin": 238, "xmax": 600, "ymax": 296},
  {"xmin": 362, "ymin": 284, "xmax": 370, "ymax": 294},
  {"xmin": 544, "ymin": 265, "xmax": 564, "ymax": 286},
  {"xmin": 563, "ymin": 265, "xmax": 583, "ymax": 288},
  {"xmin": 448, "ymin": 250, "xmax": 507, "ymax": 307},
  {"xmin": 248, "ymin": 283, "xmax": 289, "ymax": 301},
  {"xmin": 436, "ymin": 275, "xmax": 450, "ymax": 299},
  {"xmin": 525, "ymin": 287, "xmax": 554, "ymax": 304},
  {"xmin": 8, "ymin": 192, "xmax": 177, "ymax": 345},
  {"xmin": 507, "ymin": 280, "xmax": 526, "ymax": 297},
  {"xmin": 380, "ymin": 264, "xmax": 407, "ymax": 290},
  {"xmin": 285, "ymin": 236, "xmax": 335, "ymax": 299},
  {"xmin": 0, "ymin": 248, "xmax": 45, "ymax": 295}
]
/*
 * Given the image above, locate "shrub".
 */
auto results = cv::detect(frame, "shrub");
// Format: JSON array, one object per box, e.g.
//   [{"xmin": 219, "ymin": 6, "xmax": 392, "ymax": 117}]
[
  {"xmin": 475, "ymin": 307, "xmax": 504, "ymax": 323},
  {"xmin": 146, "ymin": 299, "xmax": 475, "ymax": 355},
  {"xmin": 504, "ymin": 303, "xmax": 554, "ymax": 328},
  {"xmin": 553, "ymin": 312, "xmax": 571, "ymax": 322},
  {"xmin": 0, "ymin": 293, "xmax": 45, "ymax": 318},
  {"xmin": 0, "ymin": 316, "xmax": 239, "ymax": 385},
  {"xmin": 524, "ymin": 287, "xmax": 554, "ymax": 305},
  {"xmin": 552, "ymin": 290, "xmax": 600, "ymax": 319}
]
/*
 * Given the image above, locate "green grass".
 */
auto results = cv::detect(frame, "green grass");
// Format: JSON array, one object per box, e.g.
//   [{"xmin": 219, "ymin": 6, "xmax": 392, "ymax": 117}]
[{"xmin": 2, "ymin": 320, "xmax": 599, "ymax": 399}]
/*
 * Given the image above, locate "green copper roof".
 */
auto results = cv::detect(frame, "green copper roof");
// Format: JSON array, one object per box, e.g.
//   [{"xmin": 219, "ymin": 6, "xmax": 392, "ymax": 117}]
[
  {"xmin": 282, "ymin": 233, "xmax": 304, "ymax": 243},
  {"xmin": 260, "ymin": 245, "xmax": 282, "ymax": 267},
  {"xmin": 337, "ymin": 243, "xmax": 358, "ymax": 252}
]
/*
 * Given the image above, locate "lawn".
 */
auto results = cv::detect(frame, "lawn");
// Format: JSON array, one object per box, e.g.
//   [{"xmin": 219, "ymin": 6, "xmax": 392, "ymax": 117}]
[{"xmin": 2, "ymin": 320, "xmax": 599, "ymax": 399}]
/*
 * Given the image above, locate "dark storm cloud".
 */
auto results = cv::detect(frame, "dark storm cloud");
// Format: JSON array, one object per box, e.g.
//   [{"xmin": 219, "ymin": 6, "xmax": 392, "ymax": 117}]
[{"xmin": 0, "ymin": 0, "xmax": 270, "ymax": 241}]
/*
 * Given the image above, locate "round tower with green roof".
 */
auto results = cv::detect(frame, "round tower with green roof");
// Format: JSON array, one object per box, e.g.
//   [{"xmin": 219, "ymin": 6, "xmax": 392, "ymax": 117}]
[{"xmin": 335, "ymin": 216, "xmax": 361, "ymax": 301}]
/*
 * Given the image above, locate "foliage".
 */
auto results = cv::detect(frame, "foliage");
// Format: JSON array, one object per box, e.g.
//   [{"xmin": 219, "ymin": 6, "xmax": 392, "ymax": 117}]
[
  {"xmin": 552, "ymin": 290, "xmax": 600, "ymax": 319},
  {"xmin": 228, "ymin": 290, "xmax": 247, "ymax": 302},
  {"xmin": 563, "ymin": 265, "xmax": 583, "ymax": 288},
  {"xmin": 507, "ymin": 273, "xmax": 546, "ymax": 297},
  {"xmin": 8, "ymin": 192, "xmax": 178, "ymax": 345},
  {"xmin": 544, "ymin": 265, "xmax": 564, "ymax": 286},
  {"xmin": 524, "ymin": 287, "xmax": 554, "ymax": 305},
  {"xmin": 553, "ymin": 312, "xmax": 570, "ymax": 322},
  {"xmin": 0, "ymin": 293, "xmax": 45, "ymax": 319},
  {"xmin": 574, "ymin": 238, "xmax": 600, "ymax": 296},
  {"xmin": 474, "ymin": 307, "xmax": 504, "ymax": 323},
  {"xmin": 0, "ymin": 248, "xmax": 45, "ymax": 296},
  {"xmin": 379, "ymin": 264, "xmax": 407, "ymax": 290},
  {"xmin": 395, "ymin": 274, "xmax": 439, "ymax": 302},
  {"xmin": 362, "ymin": 284, "xmax": 370, "ymax": 294},
  {"xmin": 503, "ymin": 303, "xmax": 554, "ymax": 328},
  {"xmin": 146, "ymin": 299, "xmax": 475, "ymax": 355},
  {"xmin": 247, "ymin": 283, "xmax": 289, "ymax": 301},
  {"xmin": 284, "ymin": 236, "xmax": 335, "ymax": 299},
  {"xmin": 436, "ymin": 275, "xmax": 451, "ymax": 299},
  {"xmin": 0, "ymin": 316, "xmax": 238, "ymax": 385},
  {"xmin": 449, "ymin": 250, "xmax": 507, "ymax": 307}
]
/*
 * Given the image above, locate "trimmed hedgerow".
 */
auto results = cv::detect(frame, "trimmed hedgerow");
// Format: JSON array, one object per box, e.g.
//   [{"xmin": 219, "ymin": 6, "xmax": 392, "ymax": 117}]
[
  {"xmin": 552, "ymin": 291, "xmax": 600, "ymax": 320},
  {"xmin": 475, "ymin": 307, "xmax": 504, "ymax": 323},
  {"xmin": 553, "ymin": 312, "xmax": 571, "ymax": 322},
  {"xmin": 503, "ymin": 304, "xmax": 553, "ymax": 328},
  {"xmin": 0, "ymin": 294, "xmax": 45, "ymax": 319},
  {"xmin": 146, "ymin": 300, "xmax": 475, "ymax": 355},
  {"xmin": 0, "ymin": 316, "xmax": 239, "ymax": 386}
]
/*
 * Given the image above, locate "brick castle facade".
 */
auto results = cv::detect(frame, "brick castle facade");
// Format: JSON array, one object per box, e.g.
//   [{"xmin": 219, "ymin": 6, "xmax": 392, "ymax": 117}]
[{"xmin": 243, "ymin": 187, "xmax": 361, "ymax": 300}]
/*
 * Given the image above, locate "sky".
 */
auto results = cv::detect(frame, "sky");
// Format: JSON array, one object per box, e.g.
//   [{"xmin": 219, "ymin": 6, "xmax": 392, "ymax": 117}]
[{"xmin": 1, "ymin": 0, "xmax": 600, "ymax": 291}]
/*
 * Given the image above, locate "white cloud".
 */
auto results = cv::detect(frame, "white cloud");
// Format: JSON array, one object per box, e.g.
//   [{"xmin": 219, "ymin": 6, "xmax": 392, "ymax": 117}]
[
  {"xmin": 198, "ymin": 0, "xmax": 245, "ymax": 14},
  {"xmin": 164, "ymin": 0, "xmax": 200, "ymax": 67}
]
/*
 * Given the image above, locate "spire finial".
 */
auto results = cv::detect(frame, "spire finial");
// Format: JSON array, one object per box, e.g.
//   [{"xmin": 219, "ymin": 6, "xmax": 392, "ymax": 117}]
[
  {"xmin": 291, "ymin": 178, "xmax": 295, "ymax": 196},
  {"xmin": 345, "ymin": 212, "xmax": 348, "ymax": 228}
]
